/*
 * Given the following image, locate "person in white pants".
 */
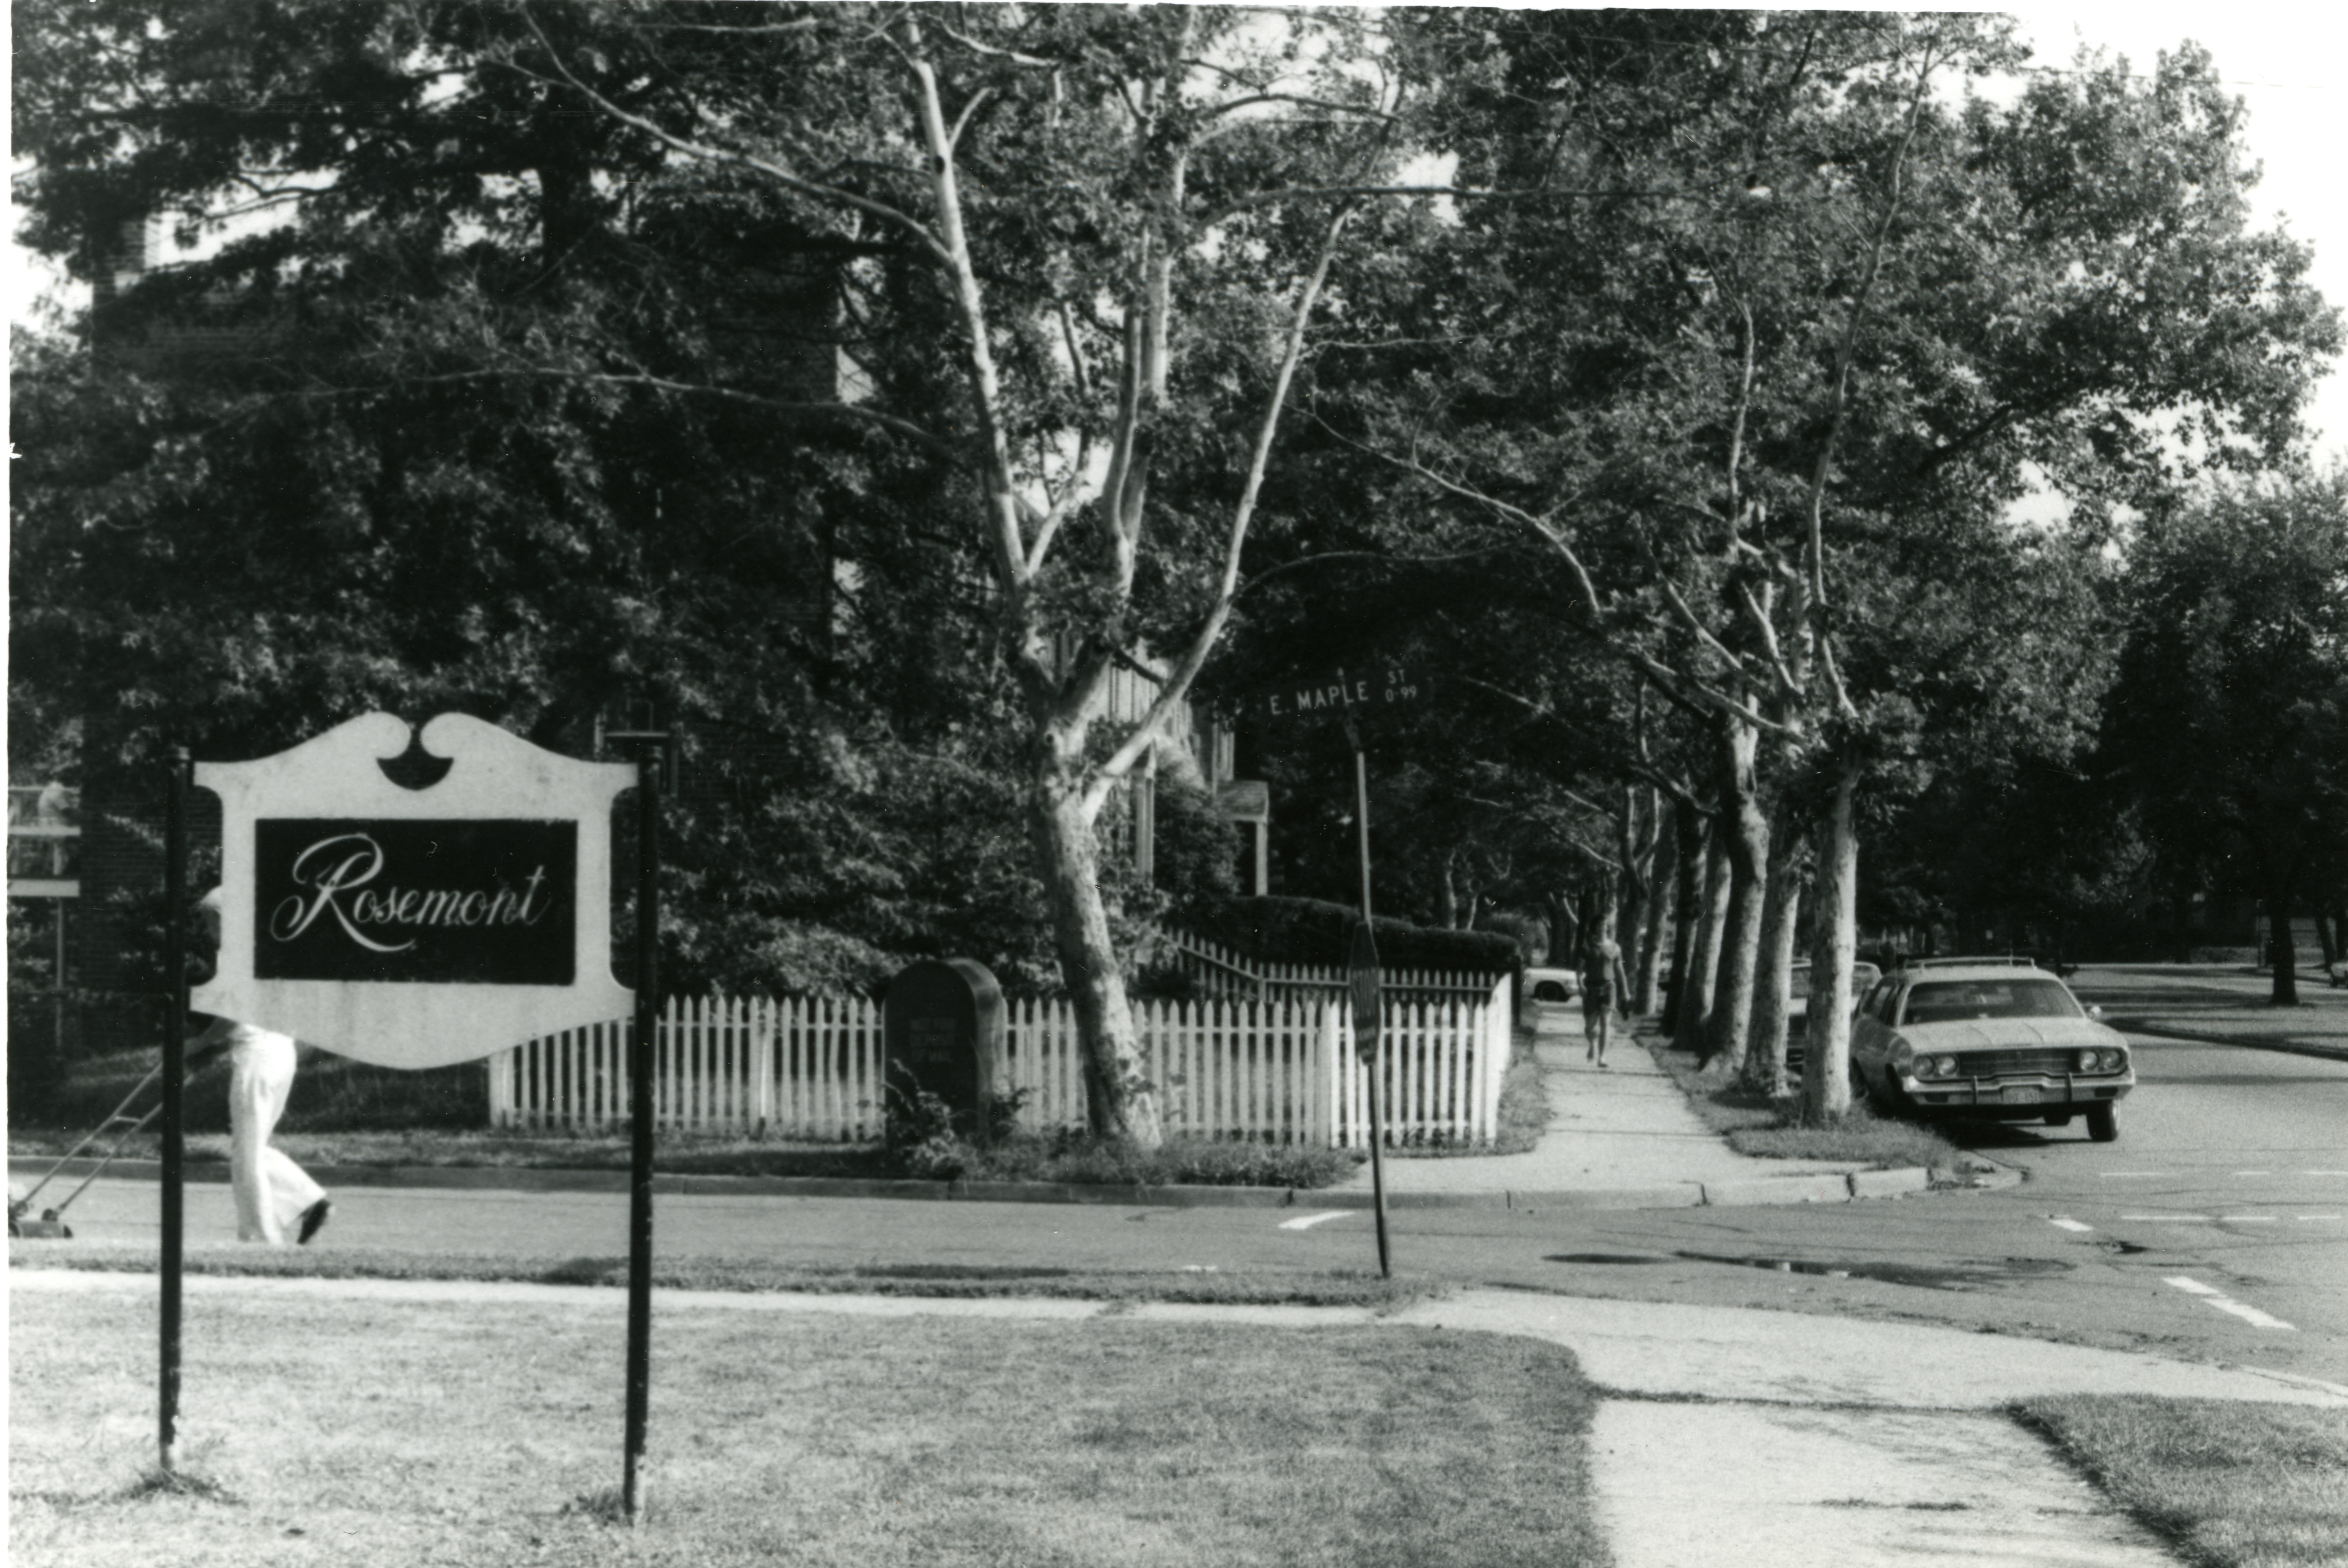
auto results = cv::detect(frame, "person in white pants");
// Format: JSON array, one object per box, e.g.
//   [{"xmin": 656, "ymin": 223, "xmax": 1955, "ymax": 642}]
[
  {"xmin": 189, "ymin": 890, "xmax": 331, "ymax": 1244},
  {"xmin": 184, "ymin": 1017, "xmax": 328, "ymax": 1243}
]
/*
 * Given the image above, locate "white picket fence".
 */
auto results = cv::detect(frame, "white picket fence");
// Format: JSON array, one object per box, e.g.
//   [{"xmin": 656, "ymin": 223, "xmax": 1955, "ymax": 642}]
[
  {"xmin": 488, "ymin": 978, "xmax": 1513, "ymax": 1148},
  {"xmin": 1142, "ymin": 928, "xmax": 1509, "ymax": 1001}
]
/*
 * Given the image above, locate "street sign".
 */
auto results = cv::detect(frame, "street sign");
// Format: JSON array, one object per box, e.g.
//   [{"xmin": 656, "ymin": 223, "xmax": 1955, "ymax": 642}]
[
  {"xmin": 1348, "ymin": 920, "xmax": 1381, "ymax": 1061},
  {"xmin": 1256, "ymin": 663, "xmax": 1427, "ymax": 727}
]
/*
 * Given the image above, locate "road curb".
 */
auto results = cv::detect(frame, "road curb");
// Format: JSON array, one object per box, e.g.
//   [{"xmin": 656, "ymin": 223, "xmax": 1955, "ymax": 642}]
[
  {"xmin": 8, "ymin": 1158, "xmax": 1962, "ymax": 1211},
  {"xmin": 1700, "ymin": 1172, "xmax": 1857, "ymax": 1207},
  {"xmin": 2105, "ymin": 1022, "xmax": 2348, "ymax": 1064}
]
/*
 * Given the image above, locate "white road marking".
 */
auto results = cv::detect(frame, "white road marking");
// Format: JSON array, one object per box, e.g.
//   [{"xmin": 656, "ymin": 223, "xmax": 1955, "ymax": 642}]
[
  {"xmin": 2046, "ymin": 1217, "xmax": 2095, "ymax": 1233},
  {"xmin": 2163, "ymin": 1275, "xmax": 2296, "ymax": 1331},
  {"xmin": 2095, "ymin": 1172, "xmax": 2165, "ymax": 1179},
  {"xmin": 2233, "ymin": 1170, "xmax": 2272, "ymax": 1176},
  {"xmin": 2122, "ymin": 1214, "xmax": 2212, "ymax": 1222},
  {"xmin": 2307, "ymin": 1171, "xmax": 2348, "ymax": 1177},
  {"xmin": 2297, "ymin": 1215, "xmax": 2343, "ymax": 1222},
  {"xmin": 1278, "ymin": 1211, "xmax": 1352, "ymax": 1231},
  {"xmin": 2221, "ymin": 1216, "xmax": 2280, "ymax": 1223}
]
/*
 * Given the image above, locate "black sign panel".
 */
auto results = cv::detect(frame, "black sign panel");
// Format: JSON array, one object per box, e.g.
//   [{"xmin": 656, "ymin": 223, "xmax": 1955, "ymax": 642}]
[
  {"xmin": 1349, "ymin": 920, "xmax": 1382, "ymax": 1059},
  {"xmin": 252, "ymin": 819, "xmax": 577, "ymax": 985},
  {"xmin": 1257, "ymin": 664, "xmax": 1427, "ymax": 727}
]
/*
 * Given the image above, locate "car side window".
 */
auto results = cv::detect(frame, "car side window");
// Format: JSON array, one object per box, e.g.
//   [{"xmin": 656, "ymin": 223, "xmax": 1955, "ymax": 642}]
[{"xmin": 1860, "ymin": 980, "xmax": 1893, "ymax": 1022}]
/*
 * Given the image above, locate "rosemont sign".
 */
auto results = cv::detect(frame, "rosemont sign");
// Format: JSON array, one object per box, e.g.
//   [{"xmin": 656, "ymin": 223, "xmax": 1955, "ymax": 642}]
[
  {"xmin": 253, "ymin": 820, "xmax": 576, "ymax": 983},
  {"xmin": 194, "ymin": 712, "xmax": 635, "ymax": 1068}
]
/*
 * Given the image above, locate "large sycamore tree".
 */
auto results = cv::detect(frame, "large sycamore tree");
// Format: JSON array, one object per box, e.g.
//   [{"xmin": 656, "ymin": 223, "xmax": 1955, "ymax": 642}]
[
  {"xmin": 517, "ymin": 5, "xmax": 1436, "ymax": 1143},
  {"xmin": 15, "ymin": 2, "xmax": 1433, "ymax": 1144}
]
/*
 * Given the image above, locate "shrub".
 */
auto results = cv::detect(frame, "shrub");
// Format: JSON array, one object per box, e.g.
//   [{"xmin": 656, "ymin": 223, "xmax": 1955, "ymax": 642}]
[{"xmin": 1187, "ymin": 895, "xmax": 1520, "ymax": 975}]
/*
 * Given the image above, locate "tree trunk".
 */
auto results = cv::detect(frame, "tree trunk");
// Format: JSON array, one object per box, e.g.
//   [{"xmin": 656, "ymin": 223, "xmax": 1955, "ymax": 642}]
[
  {"xmin": 1675, "ymin": 819, "xmax": 1731, "ymax": 1054},
  {"xmin": 1702, "ymin": 717, "xmax": 1768, "ymax": 1076},
  {"xmin": 1032, "ymin": 763, "xmax": 1162, "ymax": 1146},
  {"xmin": 1549, "ymin": 892, "xmax": 1587, "ymax": 967},
  {"xmin": 1802, "ymin": 760, "xmax": 1861, "ymax": 1121},
  {"xmin": 2266, "ymin": 892, "xmax": 2300, "ymax": 1005},
  {"xmin": 1635, "ymin": 817, "xmax": 1676, "ymax": 1016},
  {"xmin": 1745, "ymin": 803, "xmax": 1809, "ymax": 1097},
  {"xmin": 1616, "ymin": 785, "xmax": 1659, "ymax": 1017},
  {"xmin": 1661, "ymin": 796, "xmax": 1704, "ymax": 1037}
]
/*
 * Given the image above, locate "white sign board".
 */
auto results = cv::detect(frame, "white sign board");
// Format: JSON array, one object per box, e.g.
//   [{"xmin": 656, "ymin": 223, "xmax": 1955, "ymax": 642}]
[{"xmin": 192, "ymin": 712, "xmax": 637, "ymax": 1068}]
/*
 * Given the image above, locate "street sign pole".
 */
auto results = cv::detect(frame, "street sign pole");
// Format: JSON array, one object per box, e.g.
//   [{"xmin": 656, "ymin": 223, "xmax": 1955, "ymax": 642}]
[
  {"xmin": 1341, "ymin": 695, "xmax": 1391, "ymax": 1278},
  {"xmin": 158, "ymin": 747, "xmax": 188, "ymax": 1474},
  {"xmin": 619, "ymin": 731, "xmax": 664, "ymax": 1524}
]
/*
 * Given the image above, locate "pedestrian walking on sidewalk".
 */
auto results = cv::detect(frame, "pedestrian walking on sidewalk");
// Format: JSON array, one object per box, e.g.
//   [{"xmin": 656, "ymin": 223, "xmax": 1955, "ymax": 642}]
[
  {"xmin": 189, "ymin": 890, "xmax": 331, "ymax": 1245},
  {"xmin": 1582, "ymin": 937, "xmax": 1622, "ymax": 1067}
]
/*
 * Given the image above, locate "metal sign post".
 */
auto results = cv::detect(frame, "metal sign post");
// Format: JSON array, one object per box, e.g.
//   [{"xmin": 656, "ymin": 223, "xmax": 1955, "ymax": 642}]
[
  {"xmin": 1347, "ymin": 911, "xmax": 1391, "ymax": 1278},
  {"xmin": 1239, "ymin": 662, "xmax": 1433, "ymax": 1279},
  {"xmin": 617, "ymin": 731, "xmax": 665, "ymax": 1524},
  {"xmin": 159, "ymin": 747, "xmax": 189, "ymax": 1473},
  {"xmin": 1340, "ymin": 695, "xmax": 1392, "ymax": 1278}
]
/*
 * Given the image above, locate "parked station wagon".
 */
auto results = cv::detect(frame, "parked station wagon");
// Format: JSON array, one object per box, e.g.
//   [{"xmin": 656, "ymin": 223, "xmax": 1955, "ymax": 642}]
[{"xmin": 1851, "ymin": 958, "xmax": 2134, "ymax": 1142}]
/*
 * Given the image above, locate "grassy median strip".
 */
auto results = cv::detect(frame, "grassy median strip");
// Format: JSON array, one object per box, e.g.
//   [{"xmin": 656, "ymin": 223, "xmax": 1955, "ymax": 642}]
[
  {"xmin": 2016, "ymin": 1395, "xmax": 2348, "ymax": 1568},
  {"xmin": 1641, "ymin": 1038, "xmax": 1960, "ymax": 1170},
  {"xmin": 9, "ymin": 1281, "xmax": 1608, "ymax": 1568},
  {"xmin": 11, "ymin": 1240, "xmax": 1443, "ymax": 1308}
]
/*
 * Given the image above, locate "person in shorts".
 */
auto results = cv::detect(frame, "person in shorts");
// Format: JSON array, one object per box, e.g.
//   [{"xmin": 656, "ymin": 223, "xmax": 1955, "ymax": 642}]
[{"xmin": 1582, "ymin": 937, "xmax": 1621, "ymax": 1066}]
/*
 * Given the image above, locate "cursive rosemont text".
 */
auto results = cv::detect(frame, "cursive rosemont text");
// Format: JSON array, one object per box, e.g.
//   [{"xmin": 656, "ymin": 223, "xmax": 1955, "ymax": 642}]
[{"xmin": 268, "ymin": 833, "xmax": 553, "ymax": 954}]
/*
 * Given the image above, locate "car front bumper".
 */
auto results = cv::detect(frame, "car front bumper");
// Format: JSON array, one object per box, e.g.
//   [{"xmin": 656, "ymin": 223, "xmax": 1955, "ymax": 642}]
[{"xmin": 1898, "ymin": 1072, "xmax": 2134, "ymax": 1117}]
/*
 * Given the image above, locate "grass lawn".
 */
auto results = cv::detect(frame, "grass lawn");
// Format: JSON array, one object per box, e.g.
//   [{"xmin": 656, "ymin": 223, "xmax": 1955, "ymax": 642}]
[
  {"xmin": 2018, "ymin": 1395, "xmax": 2348, "ymax": 1568},
  {"xmin": 15, "ymin": 1241, "xmax": 1445, "ymax": 1309},
  {"xmin": 1640, "ymin": 1038, "xmax": 1962, "ymax": 1170},
  {"xmin": 9, "ymin": 1280, "xmax": 1609, "ymax": 1568}
]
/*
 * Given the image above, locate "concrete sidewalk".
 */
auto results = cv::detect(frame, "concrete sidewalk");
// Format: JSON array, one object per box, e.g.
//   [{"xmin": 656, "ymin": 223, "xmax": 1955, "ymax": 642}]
[
  {"xmin": 1324, "ymin": 1016, "xmax": 1949, "ymax": 1211},
  {"xmin": 19, "ymin": 1267, "xmax": 2345, "ymax": 1567}
]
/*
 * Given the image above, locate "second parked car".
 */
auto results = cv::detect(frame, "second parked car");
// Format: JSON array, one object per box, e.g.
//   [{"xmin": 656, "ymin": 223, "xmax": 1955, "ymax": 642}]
[{"xmin": 1850, "ymin": 958, "xmax": 2134, "ymax": 1142}]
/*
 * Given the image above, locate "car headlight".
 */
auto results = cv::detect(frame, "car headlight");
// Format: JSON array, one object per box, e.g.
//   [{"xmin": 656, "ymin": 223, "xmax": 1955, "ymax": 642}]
[
  {"xmin": 2075, "ymin": 1047, "xmax": 2127, "ymax": 1073},
  {"xmin": 1911, "ymin": 1054, "xmax": 1959, "ymax": 1080}
]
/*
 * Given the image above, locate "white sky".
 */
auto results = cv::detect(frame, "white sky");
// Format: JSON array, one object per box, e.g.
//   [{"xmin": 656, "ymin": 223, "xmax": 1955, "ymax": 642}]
[{"xmin": 8, "ymin": 6, "xmax": 2345, "ymax": 464}]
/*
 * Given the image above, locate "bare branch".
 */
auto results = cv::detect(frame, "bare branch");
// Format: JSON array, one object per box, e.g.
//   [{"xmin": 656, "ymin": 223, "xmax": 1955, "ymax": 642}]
[
  {"xmin": 1090, "ymin": 202, "xmax": 1353, "ymax": 802},
  {"xmin": 512, "ymin": 6, "xmax": 952, "ymax": 269}
]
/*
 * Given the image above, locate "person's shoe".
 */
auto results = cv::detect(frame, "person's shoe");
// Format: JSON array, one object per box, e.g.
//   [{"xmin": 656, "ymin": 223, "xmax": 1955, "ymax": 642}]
[{"xmin": 297, "ymin": 1197, "xmax": 332, "ymax": 1245}]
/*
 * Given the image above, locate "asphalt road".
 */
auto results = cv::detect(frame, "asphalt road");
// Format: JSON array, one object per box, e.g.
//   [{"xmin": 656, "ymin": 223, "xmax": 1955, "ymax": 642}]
[{"xmin": 26, "ymin": 1030, "xmax": 2347, "ymax": 1389}]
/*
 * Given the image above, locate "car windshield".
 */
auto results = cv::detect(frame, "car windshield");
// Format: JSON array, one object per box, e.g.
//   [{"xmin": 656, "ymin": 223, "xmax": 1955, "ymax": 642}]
[
  {"xmin": 1788, "ymin": 962, "xmax": 1880, "ymax": 1001},
  {"xmin": 1899, "ymin": 980, "xmax": 2082, "ymax": 1024}
]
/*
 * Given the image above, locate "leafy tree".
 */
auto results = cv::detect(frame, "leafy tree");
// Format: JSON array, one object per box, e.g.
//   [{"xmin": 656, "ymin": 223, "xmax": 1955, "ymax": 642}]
[
  {"xmin": 1329, "ymin": 12, "xmax": 2337, "ymax": 1112},
  {"xmin": 2105, "ymin": 469, "xmax": 2348, "ymax": 1002},
  {"xmin": 12, "ymin": 3, "xmax": 1444, "ymax": 1145},
  {"xmin": 8, "ymin": 1, "xmax": 1118, "ymax": 1004}
]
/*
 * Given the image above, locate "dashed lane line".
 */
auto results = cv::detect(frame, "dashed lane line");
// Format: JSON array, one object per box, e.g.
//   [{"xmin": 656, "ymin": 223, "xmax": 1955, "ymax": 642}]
[
  {"xmin": 2047, "ymin": 1217, "xmax": 2095, "ymax": 1233},
  {"xmin": 1277, "ymin": 1211, "xmax": 1352, "ymax": 1232},
  {"xmin": 2164, "ymin": 1275, "xmax": 2296, "ymax": 1331}
]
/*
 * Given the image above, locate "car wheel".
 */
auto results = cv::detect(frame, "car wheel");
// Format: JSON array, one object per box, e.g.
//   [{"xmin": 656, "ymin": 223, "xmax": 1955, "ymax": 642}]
[
  {"xmin": 2086, "ymin": 1103, "xmax": 2118, "ymax": 1143},
  {"xmin": 2043, "ymin": 1113, "xmax": 2073, "ymax": 1128}
]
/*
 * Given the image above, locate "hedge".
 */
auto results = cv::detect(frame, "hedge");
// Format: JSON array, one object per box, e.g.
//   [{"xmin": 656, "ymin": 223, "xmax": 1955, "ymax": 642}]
[{"xmin": 1186, "ymin": 896, "xmax": 1521, "ymax": 975}]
